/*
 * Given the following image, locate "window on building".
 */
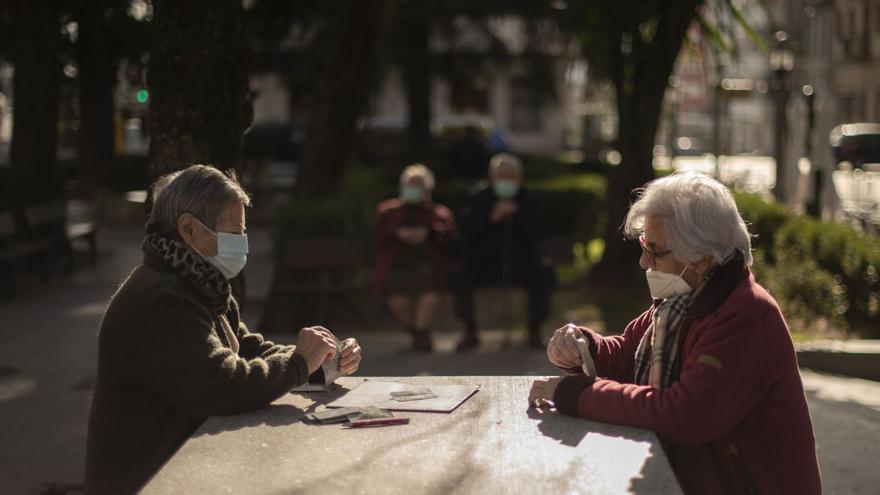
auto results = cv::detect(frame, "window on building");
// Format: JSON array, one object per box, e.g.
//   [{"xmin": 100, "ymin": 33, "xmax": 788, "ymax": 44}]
[
  {"xmin": 509, "ymin": 79, "xmax": 544, "ymax": 133},
  {"xmin": 840, "ymin": 95, "xmax": 864, "ymax": 121},
  {"xmin": 875, "ymin": 91, "xmax": 880, "ymax": 122},
  {"xmin": 876, "ymin": 1, "xmax": 880, "ymax": 32}
]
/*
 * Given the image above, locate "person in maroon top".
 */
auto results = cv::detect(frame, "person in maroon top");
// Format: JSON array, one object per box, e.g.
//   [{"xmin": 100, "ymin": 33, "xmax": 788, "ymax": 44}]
[
  {"xmin": 529, "ymin": 172, "xmax": 821, "ymax": 494},
  {"xmin": 371, "ymin": 164, "xmax": 458, "ymax": 351}
]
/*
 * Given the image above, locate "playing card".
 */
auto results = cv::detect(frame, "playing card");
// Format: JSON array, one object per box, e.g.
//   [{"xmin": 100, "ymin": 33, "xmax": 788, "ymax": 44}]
[
  {"xmin": 306, "ymin": 407, "xmax": 363, "ymax": 424},
  {"xmin": 320, "ymin": 335, "xmax": 343, "ymax": 386},
  {"xmin": 349, "ymin": 406, "xmax": 393, "ymax": 420},
  {"xmin": 574, "ymin": 337, "xmax": 597, "ymax": 377}
]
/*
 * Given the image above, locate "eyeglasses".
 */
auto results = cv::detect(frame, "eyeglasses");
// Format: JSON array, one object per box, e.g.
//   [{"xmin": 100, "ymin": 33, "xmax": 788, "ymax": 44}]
[{"xmin": 638, "ymin": 233, "xmax": 672, "ymax": 266}]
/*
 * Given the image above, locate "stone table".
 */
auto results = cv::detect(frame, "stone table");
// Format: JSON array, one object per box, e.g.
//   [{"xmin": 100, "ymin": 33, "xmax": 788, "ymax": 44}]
[{"xmin": 143, "ymin": 376, "xmax": 682, "ymax": 494}]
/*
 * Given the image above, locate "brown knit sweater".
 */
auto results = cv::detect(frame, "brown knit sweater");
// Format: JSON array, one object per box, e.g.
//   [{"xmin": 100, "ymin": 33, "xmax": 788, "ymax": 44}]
[{"xmin": 84, "ymin": 253, "xmax": 310, "ymax": 494}]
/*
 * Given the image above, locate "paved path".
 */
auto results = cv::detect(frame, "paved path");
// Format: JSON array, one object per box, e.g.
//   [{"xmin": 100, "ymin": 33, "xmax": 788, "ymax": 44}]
[{"xmin": 1, "ymin": 227, "xmax": 878, "ymax": 494}]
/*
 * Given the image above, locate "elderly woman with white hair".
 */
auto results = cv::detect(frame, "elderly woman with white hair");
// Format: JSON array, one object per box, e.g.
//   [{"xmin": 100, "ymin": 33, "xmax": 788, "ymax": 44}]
[
  {"xmin": 529, "ymin": 172, "xmax": 821, "ymax": 494},
  {"xmin": 371, "ymin": 164, "xmax": 458, "ymax": 351},
  {"xmin": 85, "ymin": 165, "xmax": 362, "ymax": 494}
]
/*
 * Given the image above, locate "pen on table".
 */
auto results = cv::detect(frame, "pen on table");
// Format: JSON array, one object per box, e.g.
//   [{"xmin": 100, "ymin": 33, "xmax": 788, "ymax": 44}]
[{"xmin": 347, "ymin": 417, "xmax": 410, "ymax": 428}]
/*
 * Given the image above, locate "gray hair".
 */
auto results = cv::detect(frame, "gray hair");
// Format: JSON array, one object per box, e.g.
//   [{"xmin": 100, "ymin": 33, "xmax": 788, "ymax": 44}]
[
  {"xmin": 147, "ymin": 164, "xmax": 251, "ymax": 234},
  {"xmin": 399, "ymin": 163, "xmax": 435, "ymax": 190},
  {"xmin": 623, "ymin": 172, "xmax": 753, "ymax": 266},
  {"xmin": 489, "ymin": 153, "xmax": 522, "ymax": 177}
]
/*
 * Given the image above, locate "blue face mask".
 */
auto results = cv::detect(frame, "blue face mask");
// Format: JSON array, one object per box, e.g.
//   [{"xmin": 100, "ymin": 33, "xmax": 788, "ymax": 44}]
[
  {"xmin": 401, "ymin": 185, "xmax": 424, "ymax": 204},
  {"xmin": 193, "ymin": 217, "xmax": 249, "ymax": 279},
  {"xmin": 492, "ymin": 179, "xmax": 519, "ymax": 199}
]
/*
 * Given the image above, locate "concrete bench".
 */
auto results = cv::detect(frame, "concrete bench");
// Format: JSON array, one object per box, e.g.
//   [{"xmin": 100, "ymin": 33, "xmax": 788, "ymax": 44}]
[{"xmin": 0, "ymin": 201, "xmax": 97, "ymax": 299}]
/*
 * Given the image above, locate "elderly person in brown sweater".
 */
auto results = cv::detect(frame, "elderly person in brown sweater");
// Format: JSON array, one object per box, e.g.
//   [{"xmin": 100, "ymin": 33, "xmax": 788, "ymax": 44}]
[{"xmin": 85, "ymin": 165, "xmax": 362, "ymax": 494}]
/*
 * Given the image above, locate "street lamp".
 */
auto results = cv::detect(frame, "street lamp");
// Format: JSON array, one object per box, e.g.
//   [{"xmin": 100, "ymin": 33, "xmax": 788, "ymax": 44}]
[{"xmin": 770, "ymin": 30, "xmax": 794, "ymax": 203}]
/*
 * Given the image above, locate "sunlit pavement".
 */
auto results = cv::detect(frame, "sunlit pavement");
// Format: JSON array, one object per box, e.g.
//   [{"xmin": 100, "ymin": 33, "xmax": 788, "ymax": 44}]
[{"xmin": 0, "ymin": 227, "xmax": 877, "ymax": 494}]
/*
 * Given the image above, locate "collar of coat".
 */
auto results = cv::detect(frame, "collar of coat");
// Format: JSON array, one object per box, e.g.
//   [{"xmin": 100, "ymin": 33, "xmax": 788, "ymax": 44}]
[
  {"xmin": 141, "ymin": 232, "xmax": 233, "ymax": 316},
  {"xmin": 684, "ymin": 250, "xmax": 750, "ymax": 320}
]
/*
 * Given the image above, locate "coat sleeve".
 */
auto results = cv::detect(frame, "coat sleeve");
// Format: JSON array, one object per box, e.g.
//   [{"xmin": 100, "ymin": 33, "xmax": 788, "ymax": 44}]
[
  {"xmin": 566, "ymin": 305, "xmax": 772, "ymax": 446},
  {"xmin": 559, "ymin": 308, "xmax": 652, "ymax": 382},
  {"xmin": 236, "ymin": 321, "xmax": 293, "ymax": 360},
  {"xmin": 135, "ymin": 292, "xmax": 309, "ymax": 417}
]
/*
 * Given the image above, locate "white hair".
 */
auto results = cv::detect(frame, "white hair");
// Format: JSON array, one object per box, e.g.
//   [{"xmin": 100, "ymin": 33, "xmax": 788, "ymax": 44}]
[
  {"xmin": 489, "ymin": 153, "xmax": 522, "ymax": 177},
  {"xmin": 399, "ymin": 163, "xmax": 435, "ymax": 190},
  {"xmin": 147, "ymin": 165, "xmax": 251, "ymax": 235},
  {"xmin": 624, "ymin": 172, "xmax": 753, "ymax": 266}
]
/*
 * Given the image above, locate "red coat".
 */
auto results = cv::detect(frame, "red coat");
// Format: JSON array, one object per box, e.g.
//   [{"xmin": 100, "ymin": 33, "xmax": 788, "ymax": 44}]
[
  {"xmin": 557, "ymin": 270, "xmax": 821, "ymax": 494},
  {"xmin": 370, "ymin": 198, "xmax": 458, "ymax": 294}
]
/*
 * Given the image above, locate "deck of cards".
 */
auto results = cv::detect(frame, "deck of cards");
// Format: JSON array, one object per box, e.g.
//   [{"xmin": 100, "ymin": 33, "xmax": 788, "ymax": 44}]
[
  {"xmin": 291, "ymin": 335, "xmax": 348, "ymax": 392},
  {"xmin": 304, "ymin": 406, "xmax": 407, "ymax": 428}
]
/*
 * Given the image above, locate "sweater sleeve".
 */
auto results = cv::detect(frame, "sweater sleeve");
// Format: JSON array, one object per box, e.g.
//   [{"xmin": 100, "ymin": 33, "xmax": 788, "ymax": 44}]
[
  {"xmin": 563, "ymin": 305, "xmax": 772, "ymax": 447},
  {"xmin": 578, "ymin": 308, "xmax": 653, "ymax": 382},
  {"xmin": 135, "ymin": 292, "xmax": 310, "ymax": 417},
  {"xmin": 236, "ymin": 321, "xmax": 293, "ymax": 360}
]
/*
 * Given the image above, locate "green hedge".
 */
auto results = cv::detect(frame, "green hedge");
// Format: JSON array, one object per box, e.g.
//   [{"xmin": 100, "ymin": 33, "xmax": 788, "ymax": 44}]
[{"xmin": 735, "ymin": 193, "xmax": 880, "ymax": 337}]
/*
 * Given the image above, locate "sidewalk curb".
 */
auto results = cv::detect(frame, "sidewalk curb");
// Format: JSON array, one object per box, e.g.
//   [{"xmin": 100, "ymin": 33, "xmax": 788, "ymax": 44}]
[{"xmin": 796, "ymin": 340, "xmax": 880, "ymax": 382}]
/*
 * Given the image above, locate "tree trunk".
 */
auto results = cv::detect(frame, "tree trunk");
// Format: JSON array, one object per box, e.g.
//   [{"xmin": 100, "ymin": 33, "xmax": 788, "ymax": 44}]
[
  {"xmin": 402, "ymin": 20, "xmax": 432, "ymax": 163},
  {"xmin": 147, "ymin": 0, "xmax": 252, "ymax": 303},
  {"xmin": 77, "ymin": 4, "xmax": 116, "ymax": 200},
  {"xmin": 147, "ymin": 0, "xmax": 251, "ymax": 195},
  {"xmin": 295, "ymin": 0, "xmax": 394, "ymax": 197},
  {"xmin": 260, "ymin": 0, "xmax": 393, "ymax": 332},
  {"xmin": 9, "ymin": 0, "xmax": 62, "ymax": 206},
  {"xmin": 590, "ymin": 1, "xmax": 700, "ymax": 289}
]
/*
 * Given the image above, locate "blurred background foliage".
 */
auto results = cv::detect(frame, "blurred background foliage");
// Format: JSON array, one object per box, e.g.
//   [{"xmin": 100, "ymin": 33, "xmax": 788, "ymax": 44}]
[{"xmin": 736, "ymin": 192, "xmax": 880, "ymax": 337}]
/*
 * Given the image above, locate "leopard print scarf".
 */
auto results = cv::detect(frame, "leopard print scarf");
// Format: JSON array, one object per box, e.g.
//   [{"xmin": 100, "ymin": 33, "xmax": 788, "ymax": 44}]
[{"xmin": 143, "ymin": 233, "xmax": 232, "ymax": 316}]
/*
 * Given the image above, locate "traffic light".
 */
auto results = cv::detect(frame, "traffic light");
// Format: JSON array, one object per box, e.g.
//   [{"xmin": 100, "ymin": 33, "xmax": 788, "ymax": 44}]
[{"xmin": 136, "ymin": 89, "xmax": 149, "ymax": 104}]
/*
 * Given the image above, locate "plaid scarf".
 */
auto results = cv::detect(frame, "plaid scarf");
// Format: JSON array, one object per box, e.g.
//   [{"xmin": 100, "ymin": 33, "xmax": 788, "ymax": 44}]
[{"xmin": 633, "ymin": 252, "xmax": 735, "ymax": 388}]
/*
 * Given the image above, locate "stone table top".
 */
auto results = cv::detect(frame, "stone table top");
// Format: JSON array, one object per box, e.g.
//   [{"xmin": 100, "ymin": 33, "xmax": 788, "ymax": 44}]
[{"xmin": 143, "ymin": 376, "xmax": 681, "ymax": 495}]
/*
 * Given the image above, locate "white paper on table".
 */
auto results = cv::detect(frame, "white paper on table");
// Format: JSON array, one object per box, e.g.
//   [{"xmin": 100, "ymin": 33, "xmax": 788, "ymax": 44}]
[{"xmin": 326, "ymin": 380, "xmax": 480, "ymax": 413}]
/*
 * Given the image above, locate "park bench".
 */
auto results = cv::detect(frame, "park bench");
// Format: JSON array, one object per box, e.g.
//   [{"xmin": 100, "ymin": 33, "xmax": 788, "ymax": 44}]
[
  {"xmin": 0, "ymin": 201, "xmax": 97, "ymax": 300},
  {"xmin": 273, "ymin": 234, "xmax": 577, "ymax": 323}
]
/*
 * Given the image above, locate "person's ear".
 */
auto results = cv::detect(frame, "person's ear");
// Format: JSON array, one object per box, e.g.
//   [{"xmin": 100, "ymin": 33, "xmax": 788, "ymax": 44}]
[{"xmin": 177, "ymin": 213, "xmax": 196, "ymax": 245}]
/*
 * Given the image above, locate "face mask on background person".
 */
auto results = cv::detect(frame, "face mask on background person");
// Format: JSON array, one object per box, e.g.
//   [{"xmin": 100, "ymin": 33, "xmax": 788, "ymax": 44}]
[
  {"xmin": 193, "ymin": 217, "xmax": 249, "ymax": 279},
  {"xmin": 401, "ymin": 185, "xmax": 424, "ymax": 204},
  {"xmin": 645, "ymin": 264, "xmax": 692, "ymax": 299},
  {"xmin": 493, "ymin": 179, "xmax": 519, "ymax": 199}
]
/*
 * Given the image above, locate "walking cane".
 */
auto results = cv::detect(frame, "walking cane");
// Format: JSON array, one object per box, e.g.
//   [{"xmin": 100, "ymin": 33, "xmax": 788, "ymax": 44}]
[{"xmin": 502, "ymin": 216, "xmax": 514, "ymax": 347}]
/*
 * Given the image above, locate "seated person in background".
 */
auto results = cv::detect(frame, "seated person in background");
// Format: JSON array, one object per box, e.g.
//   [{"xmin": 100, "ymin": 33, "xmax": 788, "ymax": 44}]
[
  {"xmin": 371, "ymin": 164, "xmax": 458, "ymax": 352},
  {"xmin": 530, "ymin": 172, "xmax": 821, "ymax": 495},
  {"xmin": 453, "ymin": 153, "xmax": 555, "ymax": 351},
  {"xmin": 85, "ymin": 165, "xmax": 362, "ymax": 495}
]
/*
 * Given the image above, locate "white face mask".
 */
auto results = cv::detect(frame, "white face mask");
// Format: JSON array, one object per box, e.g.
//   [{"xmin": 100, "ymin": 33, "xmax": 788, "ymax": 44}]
[
  {"xmin": 193, "ymin": 217, "xmax": 249, "ymax": 279},
  {"xmin": 645, "ymin": 264, "xmax": 692, "ymax": 300}
]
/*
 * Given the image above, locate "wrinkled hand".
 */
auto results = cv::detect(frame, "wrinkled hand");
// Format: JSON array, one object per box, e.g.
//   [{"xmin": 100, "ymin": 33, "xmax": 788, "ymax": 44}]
[
  {"xmin": 547, "ymin": 323, "xmax": 587, "ymax": 369},
  {"xmin": 337, "ymin": 338, "xmax": 362, "ymax": 375},
  {"xmin": 490, "ymin": 200, "xmax": 518, "ymax": 223},
  {"xmin": 397, "ymin": 226, "xmax": 429, "ymax": 245},
  {"xmin": 294, "ymin": 326, "xmax": 339, "ymax": 375},
  {"xmin": 528, "ymin": 377, "xmax": 564, "ymax": 408}
]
